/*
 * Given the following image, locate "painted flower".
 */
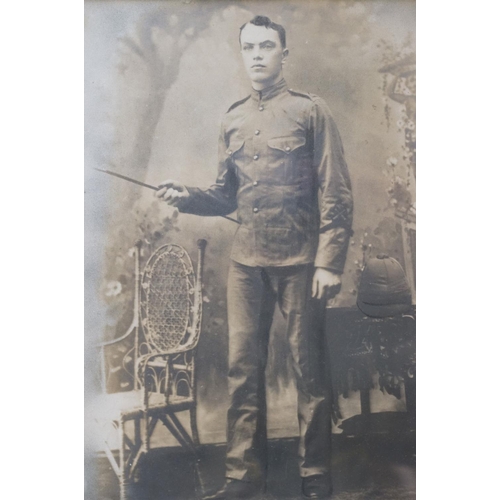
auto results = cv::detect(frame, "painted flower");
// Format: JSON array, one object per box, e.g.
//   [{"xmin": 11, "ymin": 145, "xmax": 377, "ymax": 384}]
[
  {"xmin": 386, "ymin": 157, "xmax": 398, "ymax": 167},
  {"xmin": 105, "ymin": 280, "xmax": 122, "ymax": 297}
]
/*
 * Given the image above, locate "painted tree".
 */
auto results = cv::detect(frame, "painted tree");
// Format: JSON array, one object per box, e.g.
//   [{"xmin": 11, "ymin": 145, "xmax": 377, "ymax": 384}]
[{"xmin": 101, "ymin": 5, "xmax": 216, "ymax": 390}]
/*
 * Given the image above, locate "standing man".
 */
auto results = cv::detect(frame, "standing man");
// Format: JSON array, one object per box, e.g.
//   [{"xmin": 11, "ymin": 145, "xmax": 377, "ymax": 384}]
[{"xmin": 156, "ymin": 16, "xmax": 353, "ymax": 499}]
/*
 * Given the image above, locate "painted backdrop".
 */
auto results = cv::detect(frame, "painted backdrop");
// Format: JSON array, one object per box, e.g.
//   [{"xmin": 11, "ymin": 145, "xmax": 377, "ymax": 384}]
[{"xmin": 85, "ymin": 0, "xmax": 415, "ymax": 443}]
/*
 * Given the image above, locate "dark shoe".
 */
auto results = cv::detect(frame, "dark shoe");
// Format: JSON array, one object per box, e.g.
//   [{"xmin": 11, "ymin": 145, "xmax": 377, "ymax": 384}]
[
  {"xmin": 302, "ymin": 475, "xmax": 332, "ymax": 499},
  {"xmin": 203, "ymin": 479, "xmax": 263, "ymax": 500}
]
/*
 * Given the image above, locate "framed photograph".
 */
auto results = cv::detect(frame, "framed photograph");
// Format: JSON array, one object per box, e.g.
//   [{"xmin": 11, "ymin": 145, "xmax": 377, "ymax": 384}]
[{"xmin": 85, "ymin": 1, "xmax": 416, "ymax": 498}]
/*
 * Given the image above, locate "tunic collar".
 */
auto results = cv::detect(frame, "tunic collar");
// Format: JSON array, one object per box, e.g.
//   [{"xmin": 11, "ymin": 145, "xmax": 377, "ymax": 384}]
[{"xmin": 250, "ymin": 78, "xmax": 288, "ymax": 103}]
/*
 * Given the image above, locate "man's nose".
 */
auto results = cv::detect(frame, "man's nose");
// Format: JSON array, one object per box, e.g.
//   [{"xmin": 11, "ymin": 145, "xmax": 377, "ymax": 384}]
[{"xmin": 253, "ymin": 49, "xmax": 263, "ymax": 59}]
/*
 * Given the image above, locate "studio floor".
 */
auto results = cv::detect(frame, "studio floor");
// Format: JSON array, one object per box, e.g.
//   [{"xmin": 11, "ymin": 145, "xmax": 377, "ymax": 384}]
[{"xmin": 90, "ymin": 414, "xmax": 415, "ymax": 500}]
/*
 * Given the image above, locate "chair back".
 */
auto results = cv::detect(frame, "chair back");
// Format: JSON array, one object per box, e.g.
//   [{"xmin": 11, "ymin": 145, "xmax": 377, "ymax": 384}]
[{"xmin": 140, "ymin": 244, "xmax": 202, "ymax": 355}]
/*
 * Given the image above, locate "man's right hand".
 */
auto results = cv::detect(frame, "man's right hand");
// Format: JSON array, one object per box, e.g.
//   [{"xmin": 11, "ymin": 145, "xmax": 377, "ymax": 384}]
[{"xmin": 155, "ymin": 180, "xmax": 189, "ymax": 206}]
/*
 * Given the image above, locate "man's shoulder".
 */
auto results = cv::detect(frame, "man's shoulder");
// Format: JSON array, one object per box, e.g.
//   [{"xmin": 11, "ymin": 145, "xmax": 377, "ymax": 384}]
[
  {"xmin": 226, "ymin": 95, "xmax": 251, "ymax": 113},
  {"xmin": 287, "ymin": 88, "xmax": 314, "ymax": 100},
  {"xmin": 288, "ymin": 88, "xmax": 327, "ymax": 102},
  {"xmin": 287, "ymin": 89, "xmax": 336, "ymax": 122},
  {"xmin": 287, "ymin": 89, "xmax": 331, "ymax": 109},
  {"xmin": 285, "ymin": 89, "xmax": 333, "ymax": 118}
]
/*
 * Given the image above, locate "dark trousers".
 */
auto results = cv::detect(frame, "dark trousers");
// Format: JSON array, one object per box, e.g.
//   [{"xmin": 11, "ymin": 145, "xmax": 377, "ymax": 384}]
[{"xmin": 225, "ymin": 261, "xmax": 331, "ymax": 482}]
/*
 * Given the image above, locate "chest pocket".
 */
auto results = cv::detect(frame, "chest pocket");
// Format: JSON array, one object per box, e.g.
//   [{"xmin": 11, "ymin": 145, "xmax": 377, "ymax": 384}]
[{"xmin": 267, "ymin": 136, "xmax": 307, "ymax": 184}]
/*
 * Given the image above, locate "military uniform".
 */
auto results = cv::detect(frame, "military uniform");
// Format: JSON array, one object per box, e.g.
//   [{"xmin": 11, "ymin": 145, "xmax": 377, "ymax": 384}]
[{"xmin": 177, "ymin": 78, "xmax": 353, "ymax": 483}]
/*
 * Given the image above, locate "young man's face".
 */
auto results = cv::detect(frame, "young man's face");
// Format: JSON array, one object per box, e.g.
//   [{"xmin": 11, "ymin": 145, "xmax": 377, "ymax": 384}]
[{"xmin": 240, "ymin": 23, "xmax": 288, "ymax": 89}]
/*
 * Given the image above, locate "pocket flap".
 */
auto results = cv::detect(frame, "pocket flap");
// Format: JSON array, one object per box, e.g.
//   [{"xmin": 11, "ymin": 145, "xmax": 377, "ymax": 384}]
[
  {"xmin": 267, "ymin": 136, "xmax": 306, "ymax": 153},
  {"xmin": 226, "ymin": 137, "xmax": 245, "ymax": 156}
]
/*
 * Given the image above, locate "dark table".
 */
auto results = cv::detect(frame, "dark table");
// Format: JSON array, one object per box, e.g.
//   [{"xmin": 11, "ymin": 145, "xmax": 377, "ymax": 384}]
[{"xmin": 325, "ymin": 306, "xmax": 416, "ymax": 434}]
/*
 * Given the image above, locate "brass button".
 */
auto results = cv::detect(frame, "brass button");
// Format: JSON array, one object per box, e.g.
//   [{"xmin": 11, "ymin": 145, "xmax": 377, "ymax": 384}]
[
  {"xmin": 227, "ymin": 150, "xmax": 232, "ymax": 155},
  {"xmin": 253, "ymin": 180, "xmax": 259, "ymax": 186},
  {"xmin": 259, "ymin": 106, "xmax": 264, "ymax": 111},
  {"xmin": 253, "ymin": 154, "xmax": 259, "ymax": 160},
  {"xmin": 255, "ymin": 130, "xmax": 260, "ymax": 135},
  {"xmin": 285, "ymin": 146, "xmax": 291, "ymax": 152},
  {"xmin": 253, "ymin": 207, "xmax": 259, "ymax": 213}
]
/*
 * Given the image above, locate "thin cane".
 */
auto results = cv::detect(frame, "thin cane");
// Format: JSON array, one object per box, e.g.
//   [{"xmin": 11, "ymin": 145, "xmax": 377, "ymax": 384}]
[{"xmin": 94, "ymin": 167, "xmax": 240, "ymax": 225}]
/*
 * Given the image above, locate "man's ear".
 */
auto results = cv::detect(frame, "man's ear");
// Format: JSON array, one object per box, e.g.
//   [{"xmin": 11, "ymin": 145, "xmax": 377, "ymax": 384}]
[{"xmin": 282, "ymin": 48, "xmax": 289, "ymax": 64}]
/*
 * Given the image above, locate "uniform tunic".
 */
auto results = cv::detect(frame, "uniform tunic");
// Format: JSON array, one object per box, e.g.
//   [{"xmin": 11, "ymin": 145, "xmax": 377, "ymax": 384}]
[{"xmin": 178, "ymin": 78, "xmax": 353, "ymax": 274}]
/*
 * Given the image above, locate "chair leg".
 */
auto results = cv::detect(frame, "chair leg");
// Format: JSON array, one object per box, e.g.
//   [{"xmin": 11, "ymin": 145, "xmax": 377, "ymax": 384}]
[
  {"xmin": 117, "ymin": 416, "xmax": 148, "ymax": 500},
  {"xmin": 120, "ymin": 480, "xmax": 132, "ymax": 500},
  {"xmin": 190, "ymin": 410, "xmax": 205, "ymax": 497},
  {"xmin": 190, "ymin": 405, "xmax": 200, "ymax": 446},
  {"xmin": 118, "ymin": 418, "xmax": 128, "ymax": 500}
]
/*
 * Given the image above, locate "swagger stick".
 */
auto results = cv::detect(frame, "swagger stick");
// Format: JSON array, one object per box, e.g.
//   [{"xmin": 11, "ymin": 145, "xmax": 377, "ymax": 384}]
[
  {"xmin": 95, "ymin": 167, "xmax": 160, "ymax": 191},
  {"xmin": 94, "ymin": 167, "xmax": 240, "ymax": 224}
]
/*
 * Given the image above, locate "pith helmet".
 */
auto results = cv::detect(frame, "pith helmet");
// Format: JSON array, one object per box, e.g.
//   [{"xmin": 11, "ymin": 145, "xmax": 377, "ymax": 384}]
[{"xmin": 356, "ymin": 254, "xmax": 412, "ymax": 318}]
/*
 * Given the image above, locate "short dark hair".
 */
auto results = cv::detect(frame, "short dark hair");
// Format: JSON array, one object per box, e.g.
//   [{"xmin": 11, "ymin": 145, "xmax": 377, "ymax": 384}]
[{"xmin": 239, "ymin": 15, "xmax": 286, "ymax": 49}]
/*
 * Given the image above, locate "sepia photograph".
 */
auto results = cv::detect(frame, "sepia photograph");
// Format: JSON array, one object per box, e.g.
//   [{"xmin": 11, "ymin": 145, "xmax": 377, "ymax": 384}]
[{"xmin": 85, "ymin": 1, "xmax": 416, "ymax": 499}]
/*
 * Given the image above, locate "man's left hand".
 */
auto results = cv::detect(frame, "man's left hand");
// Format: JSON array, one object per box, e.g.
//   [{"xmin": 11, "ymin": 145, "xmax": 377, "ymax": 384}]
[{"xmin": 312, "ymin": 268, "xmax": 342, "ymax": 300}]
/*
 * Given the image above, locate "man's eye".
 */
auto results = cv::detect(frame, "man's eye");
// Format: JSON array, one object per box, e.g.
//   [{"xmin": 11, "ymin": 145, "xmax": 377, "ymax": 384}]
[{"xmin": 243, "ymin": 46, "xmax": 252, "ymax": 51}]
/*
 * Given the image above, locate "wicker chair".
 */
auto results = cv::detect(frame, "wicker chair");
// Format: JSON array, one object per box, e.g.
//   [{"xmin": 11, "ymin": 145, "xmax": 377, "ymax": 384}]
[{"xmin": 91, "ymin": 239, "xmax": 207, "ymax": 499}]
